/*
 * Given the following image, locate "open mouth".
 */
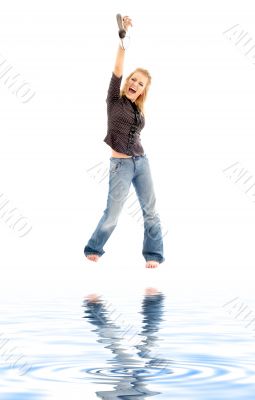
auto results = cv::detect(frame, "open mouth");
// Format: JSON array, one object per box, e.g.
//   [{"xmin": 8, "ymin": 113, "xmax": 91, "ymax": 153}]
[{"xmin": 128, "ymin": 87, "xmax": 136, "ymax": 94}]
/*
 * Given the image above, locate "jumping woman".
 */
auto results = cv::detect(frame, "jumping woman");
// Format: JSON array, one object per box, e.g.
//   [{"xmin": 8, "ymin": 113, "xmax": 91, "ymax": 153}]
[{"xmin": 84, "ymin": 15, "xmax": 165, "ymax": 268}]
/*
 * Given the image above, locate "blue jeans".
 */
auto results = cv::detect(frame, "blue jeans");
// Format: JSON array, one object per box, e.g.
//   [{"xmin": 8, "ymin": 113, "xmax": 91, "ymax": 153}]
[{"xmin": 84, "ymin": 154, "xmax": 165, "ymax": 263}]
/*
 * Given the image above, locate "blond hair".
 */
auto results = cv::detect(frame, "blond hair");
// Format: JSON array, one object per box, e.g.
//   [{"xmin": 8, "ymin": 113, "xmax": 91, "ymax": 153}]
[{"xmin": 120, "ymin": 68, "xmax": 152, "ymax": 115}]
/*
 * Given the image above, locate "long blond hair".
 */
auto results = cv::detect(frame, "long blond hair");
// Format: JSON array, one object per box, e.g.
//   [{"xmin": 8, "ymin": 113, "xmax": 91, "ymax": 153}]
[{"xmin": 120, "ymin": 68, "xmax": 152, "ymax": 115}]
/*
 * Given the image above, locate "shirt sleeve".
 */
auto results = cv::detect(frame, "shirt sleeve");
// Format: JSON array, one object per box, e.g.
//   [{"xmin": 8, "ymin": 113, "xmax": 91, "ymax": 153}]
[{"xmin": 106, "ymin": 72, "xmax": 122, "ymax": 104}]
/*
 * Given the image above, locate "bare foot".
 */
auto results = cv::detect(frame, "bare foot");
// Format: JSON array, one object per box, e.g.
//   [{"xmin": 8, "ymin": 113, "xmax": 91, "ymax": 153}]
[
  {"xmin": 85, "ymin": 293, "xmax": 101, "ymax": 303},
  {"xmin": 145, "ymin": 260, "xmax": 159, "ymax": 268},
  {"xmin": 145, "ymin": 287, "xmax": 159, "ymax": 296},
  {"xmin": 86, "ymin": 254, "xmax": 100, "ymax": 262}
]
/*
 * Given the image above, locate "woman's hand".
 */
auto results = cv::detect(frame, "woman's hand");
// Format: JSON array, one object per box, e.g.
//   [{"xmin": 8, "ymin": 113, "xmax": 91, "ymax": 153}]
[
  {"xmin": 114, "ymin": 14, "xmax": 132, "ymax": 76},
  {"xmin": 122, "ymin": 15, "xmax": 133, "ymax": 31}
]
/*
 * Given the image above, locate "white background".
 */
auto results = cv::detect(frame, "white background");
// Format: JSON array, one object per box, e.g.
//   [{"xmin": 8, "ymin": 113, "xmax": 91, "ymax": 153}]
[{"xmin": 1, "ymin": 0, "xmax": 255, "ymax": 300}]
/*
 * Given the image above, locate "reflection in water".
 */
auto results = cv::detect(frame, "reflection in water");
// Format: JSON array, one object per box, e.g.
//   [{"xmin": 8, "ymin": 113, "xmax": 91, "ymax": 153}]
[
  {"xmin": 136, "ymin": 288, "xmax": 165, "ymax": 364},
  {"xmin": 1, "ymin": 292, "xmax": 255, "ymax": 399},
  {"xmin": 82, "ymin": 288, "xmax": 170, "ymax": 399}
]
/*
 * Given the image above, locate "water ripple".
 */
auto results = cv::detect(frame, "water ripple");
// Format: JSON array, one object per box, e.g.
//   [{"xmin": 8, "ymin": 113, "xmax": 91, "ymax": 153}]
[{"xmin": 1, "ymin": 291, "xmax": 255, "ymax": 399}]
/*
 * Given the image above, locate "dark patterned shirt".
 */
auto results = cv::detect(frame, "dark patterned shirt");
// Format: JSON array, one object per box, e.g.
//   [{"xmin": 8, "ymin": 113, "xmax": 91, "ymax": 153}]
[{"xmin": 103, "ymin": 72, "xmax": 145, "ymax": 156}]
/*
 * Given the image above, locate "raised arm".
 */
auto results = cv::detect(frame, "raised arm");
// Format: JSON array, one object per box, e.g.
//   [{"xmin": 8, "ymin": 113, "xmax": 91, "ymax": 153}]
[
  {"xmin": 113, "ymin": 15, "xmax": 133, "ymax": 78},
  {"xmin": 113, "ymin": 45, "xmax": 126, "ymax": 78}
]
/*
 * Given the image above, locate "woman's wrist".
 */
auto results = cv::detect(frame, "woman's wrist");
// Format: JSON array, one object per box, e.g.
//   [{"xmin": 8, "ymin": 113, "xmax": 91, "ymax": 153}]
[
  {"xmin": 119, "ymin": 39, "xmax": 126, "ymax": 50},
  {"xmin": 119, "ymin": 33, "xmax": 130, "ymax": 50}
]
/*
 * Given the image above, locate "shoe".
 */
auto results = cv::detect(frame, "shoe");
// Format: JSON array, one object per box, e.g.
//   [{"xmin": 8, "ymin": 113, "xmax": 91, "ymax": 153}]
[{"xmin": 116, "ymin": 13, "xmax": 126, "ymax": 39}]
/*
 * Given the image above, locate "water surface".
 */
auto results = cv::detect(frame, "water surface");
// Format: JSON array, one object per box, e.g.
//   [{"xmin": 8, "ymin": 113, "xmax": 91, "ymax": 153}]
[{"xmin": 1, "ymin": 287, "xmax": 255, "ymax": 399}]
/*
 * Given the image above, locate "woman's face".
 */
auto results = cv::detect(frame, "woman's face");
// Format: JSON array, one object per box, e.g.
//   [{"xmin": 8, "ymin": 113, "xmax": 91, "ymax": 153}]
[{"xmin": 124, "ymin": 72, "xmax": 148, "ymax": 102}]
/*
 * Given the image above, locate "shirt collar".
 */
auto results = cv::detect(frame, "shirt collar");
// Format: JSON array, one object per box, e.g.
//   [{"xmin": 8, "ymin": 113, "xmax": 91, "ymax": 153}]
[{"xmin": 123, "ymin": 95, "xmax": 138, "ymax": 110}]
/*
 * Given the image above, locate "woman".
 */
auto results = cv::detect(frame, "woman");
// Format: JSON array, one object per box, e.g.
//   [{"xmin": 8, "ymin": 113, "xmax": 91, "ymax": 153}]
[{"xmin": 84, "ymin": 15, "xmax": 165, "ymax": 268}]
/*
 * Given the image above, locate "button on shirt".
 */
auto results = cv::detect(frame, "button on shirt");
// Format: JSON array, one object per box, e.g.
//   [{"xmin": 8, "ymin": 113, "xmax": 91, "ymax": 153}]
[{"xmin": 103, "ymin": 72, "xmax": 145, "ymax": 156}]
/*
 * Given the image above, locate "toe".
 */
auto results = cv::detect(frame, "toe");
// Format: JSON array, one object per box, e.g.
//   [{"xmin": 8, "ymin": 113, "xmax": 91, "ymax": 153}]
[{"xmin": 146, "ymin": 260, "xmax": 159, "ymax": 268}]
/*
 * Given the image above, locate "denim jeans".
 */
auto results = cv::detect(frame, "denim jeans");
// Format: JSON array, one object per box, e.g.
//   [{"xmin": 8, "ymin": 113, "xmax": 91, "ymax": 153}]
[{"xmin": 84, "ymin": 154, "xmax": 165, "ymax": 264}]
